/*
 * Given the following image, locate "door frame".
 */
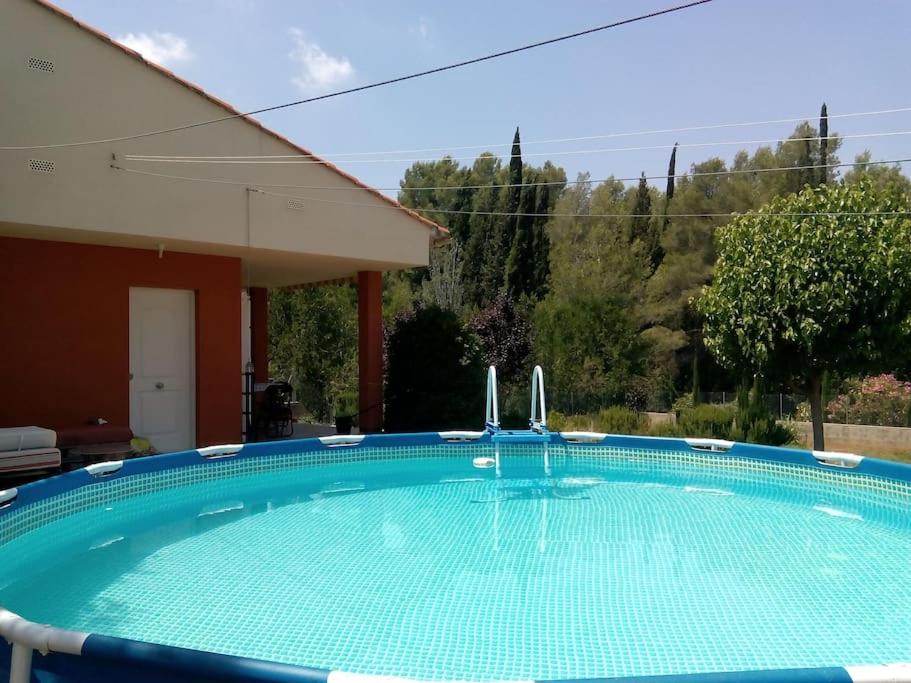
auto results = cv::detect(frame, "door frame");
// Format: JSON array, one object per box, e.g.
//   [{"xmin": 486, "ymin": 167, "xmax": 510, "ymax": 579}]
[{"xmin": 129, "ymin": 287, "xmax": 198, "ymax": 451}]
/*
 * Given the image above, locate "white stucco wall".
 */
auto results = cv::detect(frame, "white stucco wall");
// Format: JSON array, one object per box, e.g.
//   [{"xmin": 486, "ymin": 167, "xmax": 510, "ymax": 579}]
[{"xmin": 0, "ymin": 0, "xmax": 436, "ymax": 285}]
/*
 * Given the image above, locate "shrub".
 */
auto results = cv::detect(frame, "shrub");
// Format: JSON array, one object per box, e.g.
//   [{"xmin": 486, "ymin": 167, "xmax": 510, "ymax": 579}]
[
  {"xmin": 469, "ymin": 295, "xmax": 532, "ymax": 385},
  {"xmin": 826, "ymin": 374, "xmax": 911, "ymax": 427},
  {"xmin": 385, "ymin": 305, "xmax": 485, "ymax": 432},
  {"xmin": 676, "ymin": 404, "xmax": 736, "ymax": 439},
  {"xmin": 729, "ymin": 382, "xmax": 794, "ymax": 446},
  {"xmin": 593, "ymin": 406, "xmax": 647, "ymax": 435},
  {"xmin": 646, "ymin": 421, "xmax": 684, "ymax": 438},
  {"xmin": 672, "ymin": 393, "xmax": 694, "ymax": 414},
  {"xmin": 547, "ymin": 411, "xmax": 595, "ymax": 432}
]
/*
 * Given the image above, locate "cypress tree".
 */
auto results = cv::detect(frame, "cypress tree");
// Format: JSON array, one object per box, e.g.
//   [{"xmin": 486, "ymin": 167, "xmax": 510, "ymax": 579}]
[
  {"xmin": 630, "ymin": 173, "xmax": 652, "ymax": 244},
  {"xmin": 650, "ymin": 143, "xmax": 677, "ymax": 274},
  {"xmin": 819, "ymin": 102, "xmax": 829, "ymax": 186},
  {"xmin": 530, "ymin": 183, "xmax": 552, "ymax": 299},
  {"xmin": 480, "ymin": 127, "xmax": 523, "ymax": 301},
  {"xmin": 504, "ymin": 174, "xmax": 538, "ymax": 300},
  {"xmin": 666, "ymin": 143, "xmax": 678, "ymax": 201}
]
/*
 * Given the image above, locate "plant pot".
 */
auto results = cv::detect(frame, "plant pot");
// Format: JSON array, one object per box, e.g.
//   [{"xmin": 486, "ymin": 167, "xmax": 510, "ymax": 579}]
[{"xmin": 335, "ymin": 415, "xmax": 354, "ymax": 435}]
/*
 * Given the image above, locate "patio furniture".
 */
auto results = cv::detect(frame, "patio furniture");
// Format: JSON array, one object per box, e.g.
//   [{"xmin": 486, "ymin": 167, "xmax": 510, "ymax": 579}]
[
  {"xmin": 56, "ymin": 424, "xmax": 134, "ymax": 468},
  {"xmin": 257, "ymin": 382, "xmax": 294, "ymax": 439},
  {"xmin": 0, "ymin": 426, "xmax": 61, "ymax": 475}
]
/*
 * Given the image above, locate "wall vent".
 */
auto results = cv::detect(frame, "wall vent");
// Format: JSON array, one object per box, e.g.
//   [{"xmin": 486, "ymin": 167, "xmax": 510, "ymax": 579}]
[
  {"xmin": 287, "ymin": 198, "xmax": 306, "ymax": 211},
  {"xmin": 28, "ymin": 159, "xmax": 56, "ymax": 174},
  {"xmin": 27, "ymin": 56, "xmax": 55, "ymax": 73}
]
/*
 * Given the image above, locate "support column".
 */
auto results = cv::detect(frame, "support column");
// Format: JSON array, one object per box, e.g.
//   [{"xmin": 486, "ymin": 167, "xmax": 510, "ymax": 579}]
[
  {"xmin": 358, "ymin": 271, "xmax": 384, "ymax": 433},
  {"xmin": 249, "ymin": 287, "xmax": 269, "ymax": 385}
]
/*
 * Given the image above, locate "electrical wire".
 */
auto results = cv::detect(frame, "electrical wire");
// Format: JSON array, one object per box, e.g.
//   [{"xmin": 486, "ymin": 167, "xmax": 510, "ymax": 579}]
[
  {"xmin": 125, "ymin": 106, "xmax": 911, "ymax": 161},
  {"xmin": 122, "ymin": 130, "xmax": 911, "ymax": 166},
  {"xmin": 110, "ymin": 156, "xmax": 911, "ymax": 194},
  {"xmin": 0, "ymin": 0, "xmax": 711, "ymax": 151},
  {"xmin": 256, "ymin": 187, "xmax": 911, "ymax": 219}
]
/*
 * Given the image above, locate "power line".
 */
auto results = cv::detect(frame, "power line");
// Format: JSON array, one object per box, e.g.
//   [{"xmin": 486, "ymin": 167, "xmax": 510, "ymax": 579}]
[
  {"xmin": 0, "ymin": 0, "xmax": 711, "ymax": 151},
  {"xmin": 126, "ymin": 105, "xmax": 911, "ymax": 161},
  {"xmin": 110, "ymin": 156, "xmax": 911, "ymax": 194},
  {"xmin": 257, "ymin": 187, "xmax": 911, "ymax": 219},
  {"xmin": 122, "ymin": 130, "xmax": 911, "ymax": 166}
]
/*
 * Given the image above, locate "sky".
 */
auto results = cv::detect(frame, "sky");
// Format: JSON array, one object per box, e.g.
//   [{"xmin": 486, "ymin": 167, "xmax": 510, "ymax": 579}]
[{"xmin": 52, "ymin": 0, "xmax": 911, "ymax": 197}]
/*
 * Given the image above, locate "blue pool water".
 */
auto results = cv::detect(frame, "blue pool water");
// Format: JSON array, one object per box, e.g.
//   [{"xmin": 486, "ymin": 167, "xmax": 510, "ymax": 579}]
[{"xmin": 1, "ymin": 449, "xmax": 909, "ymax": 681}]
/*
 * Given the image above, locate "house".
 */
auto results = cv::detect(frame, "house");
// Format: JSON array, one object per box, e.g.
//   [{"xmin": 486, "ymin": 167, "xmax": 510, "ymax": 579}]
[{"xmin": 0, "ymin": 0, "xmax": 446, "ymax": 453}]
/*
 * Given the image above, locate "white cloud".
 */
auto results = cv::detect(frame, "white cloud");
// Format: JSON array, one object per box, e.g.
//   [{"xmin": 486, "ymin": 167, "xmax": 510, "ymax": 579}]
[
  {"xmin": 117, "ymin": 31, "xmax": 192, "ymax": 67},
  {"xmin": 410, "ymin": 17, "xmax": 431, "ymax": 40},
  {"xmin": 288, "ymin": 28, "xmax": 354, "ymax": 93}
]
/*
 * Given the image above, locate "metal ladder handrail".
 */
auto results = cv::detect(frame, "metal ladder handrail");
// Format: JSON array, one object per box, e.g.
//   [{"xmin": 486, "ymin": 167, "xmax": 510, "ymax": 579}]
[
  {"xmin": 485, "ymin": 366, "xmax": 500, "ymax": 432},
  {"xmin": 530, "ymin": 365, "xmax": 547, "ymax": 433}
]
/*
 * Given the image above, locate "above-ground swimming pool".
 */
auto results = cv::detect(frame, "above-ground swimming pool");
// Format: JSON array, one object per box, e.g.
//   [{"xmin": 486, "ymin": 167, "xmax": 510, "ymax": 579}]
[{"xmin": 1, "ymin": 431, "xmax": 910, "ymax": 683}]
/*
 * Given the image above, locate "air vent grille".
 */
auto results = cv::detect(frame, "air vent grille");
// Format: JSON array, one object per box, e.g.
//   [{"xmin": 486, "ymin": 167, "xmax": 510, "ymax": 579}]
[
  {"xmin": 27, "ymin": 56, "xmax": 55, "ymax": 73},
  {"xmin": 28, "ymin": 159, "xmax": 56, "ymax": 174},
  {"xmin": 287, "ymin": 198, "xmax": 306, "ymax": 211}
]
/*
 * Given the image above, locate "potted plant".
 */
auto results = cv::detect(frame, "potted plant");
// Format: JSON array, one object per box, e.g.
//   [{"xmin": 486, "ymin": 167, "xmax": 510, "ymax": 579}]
[{"xmin": 334, "ymin": 392, "xmax": 358, "ymax": 435}]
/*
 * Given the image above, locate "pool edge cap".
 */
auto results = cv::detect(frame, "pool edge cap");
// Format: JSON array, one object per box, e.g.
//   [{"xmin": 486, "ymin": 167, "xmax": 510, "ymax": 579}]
[
  {"xmin": 812, "ymin": 450, "xmax": 864, "ymax": 468},
  {"xmin": 319, "ymin": 435, "xmax": 366, "ymax": 447},
  {"xmin": 0, "ymin": 488, "xmax": 17, "ymax": 506},
  {"xmin": 197, "ymin": 444, "xmax": 244, "ymax": 459},
  {"xmin": 560, "ymin": 431, "xmax": 608, "ymax": 444},
  {"xmin": 84, "ymin": 461, "xmax": 124, "ymax": 477},
  {"xmin": 845, "ymin": 663, "xmax": 911, "ymax": 683}
]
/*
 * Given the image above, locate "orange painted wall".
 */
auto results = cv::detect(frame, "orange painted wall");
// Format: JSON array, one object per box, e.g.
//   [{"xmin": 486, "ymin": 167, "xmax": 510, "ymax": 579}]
[{"xmin": 0, "ymin": 237, "xmax": 242, "ymax": 447}]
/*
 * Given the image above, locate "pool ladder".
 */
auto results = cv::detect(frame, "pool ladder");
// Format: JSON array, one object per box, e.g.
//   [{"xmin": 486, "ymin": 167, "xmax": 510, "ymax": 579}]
[{"xmin": 483, "ymin": 365, "xmax": 551, "ymax": 476}]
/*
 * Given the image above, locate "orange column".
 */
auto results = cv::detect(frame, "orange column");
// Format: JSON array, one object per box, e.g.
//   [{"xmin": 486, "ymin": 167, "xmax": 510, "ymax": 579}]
[
  {"xmin": 249, "ymin": 287, "xmax": 269, "ymax": 385},
  {"xmin": 358, "ymin": 271, "xmax": 384, "ymax": 433}
]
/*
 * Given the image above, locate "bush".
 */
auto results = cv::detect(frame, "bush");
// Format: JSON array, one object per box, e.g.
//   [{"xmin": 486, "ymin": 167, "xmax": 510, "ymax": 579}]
[
  {"xmin": 676, "ymin": 404, "xmax": 736, "ymax": 439},
  {"xmin": 385, "ymin": 305, "xmax": 486, "ymax": 432},
  {"xmin": 469, "ymin": 295, "xmax": 532, "ymax": 385},
  {"xmin": 646, "ymin": 421, "xmax": 684, "ymax": 438},
  {"xmin": 729, "ymin": 382, "xmax": 794, "ymax": 446},
  {"xmin": 826, "ymin": 374, "xmax": 911, "ymax": 426},
  {"xmin": 547, "ymin": 411, "xmax": 595, "ymax": 432},
  {"xmin": 593, "ymin": 406, "xmax": 647, "ymax": 434}
]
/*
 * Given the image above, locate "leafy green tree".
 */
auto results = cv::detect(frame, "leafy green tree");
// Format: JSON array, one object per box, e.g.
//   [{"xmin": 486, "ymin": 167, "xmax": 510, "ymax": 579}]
[
  {"xmin": 697, "ymin": 180, "xmax": 911, "ymax": 449},
  {"xmin": 843, "ymin": 152, "xmax": 911, "ymax": 194},
  {"xmin": 535, "ymin": 177, "xmax": 650, "ymax": 412},
  {"xmin": 385, "ymin": 305, "xmax": 485, "ymax": 431},
  {"xmin": 269, "ymin": 285, "xmax": 358, "ymax": 422},
  {"xmin": 460, "ymin": 154, "xmax": 504, "ymax": 307}
]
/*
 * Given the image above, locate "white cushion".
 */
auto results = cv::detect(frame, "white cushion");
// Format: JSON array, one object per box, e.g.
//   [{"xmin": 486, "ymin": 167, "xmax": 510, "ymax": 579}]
[
  {"xmin": 0, "ymin": 427, "xmax": 57, "ymax": 452},
  {"xmin": 0, "ymin": 447, "xmax": 61, "ymax": 473}
]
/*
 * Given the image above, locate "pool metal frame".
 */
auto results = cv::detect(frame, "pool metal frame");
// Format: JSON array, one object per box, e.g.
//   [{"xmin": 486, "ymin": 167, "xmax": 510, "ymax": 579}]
[{"xmin": 1, "ymin": 430, "xmax": 910, "ymax": 683}]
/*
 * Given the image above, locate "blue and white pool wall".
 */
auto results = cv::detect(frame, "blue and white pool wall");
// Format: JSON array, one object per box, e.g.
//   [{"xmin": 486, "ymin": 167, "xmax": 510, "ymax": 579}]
[{"xmin": 2, "ymin": 430, "xmax": 911, "ymax": 683}]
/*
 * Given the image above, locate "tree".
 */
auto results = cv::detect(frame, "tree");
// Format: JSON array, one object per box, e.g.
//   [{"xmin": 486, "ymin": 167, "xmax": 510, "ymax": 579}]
[
  {"xmin": 843, "ymin": 151, "xmax": 911, "ymax": 194},
  {"xmin": 385, "ymin": 306, "xmax": 485, "ymax": 432},
  {"xmin": 697, "ymin": 180, "xmax": 911, "ymax": 449},
  {"xmin": 269, "ymin": 285, "xmax": 358, "ymax": 422},
  {"xmin": 480, "ymin": 128, "xmax": 524, "ymax": 300},
  {"xmin": 630, "ymin": 173, "xmax": 652, "ymax": 244},
  {"xmin": 469, "ymin": 294, "xmax": 532, "ymax": 384},
  {"xmin": 818, "ymin": 102, "xmax": 829, "ymax": 185},
  {"xmin": 505, "ymin": 173, "xmax": 539, "ymax": 299},
  {"xmin": 535, "ymin": 177, "xmax": 651, "ymax": 412}
]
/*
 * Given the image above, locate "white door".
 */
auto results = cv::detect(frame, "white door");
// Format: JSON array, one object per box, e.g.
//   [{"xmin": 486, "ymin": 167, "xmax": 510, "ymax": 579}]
[{"xmin": 130, "ymin": 288, "xmax": 195, "ymax": 452}]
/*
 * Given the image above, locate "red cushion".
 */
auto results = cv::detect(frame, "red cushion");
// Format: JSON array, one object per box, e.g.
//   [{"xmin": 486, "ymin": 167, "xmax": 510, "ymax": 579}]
[{"xmin": 56, "ymin": 424, "xmax": 134, "ymax": 448}]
